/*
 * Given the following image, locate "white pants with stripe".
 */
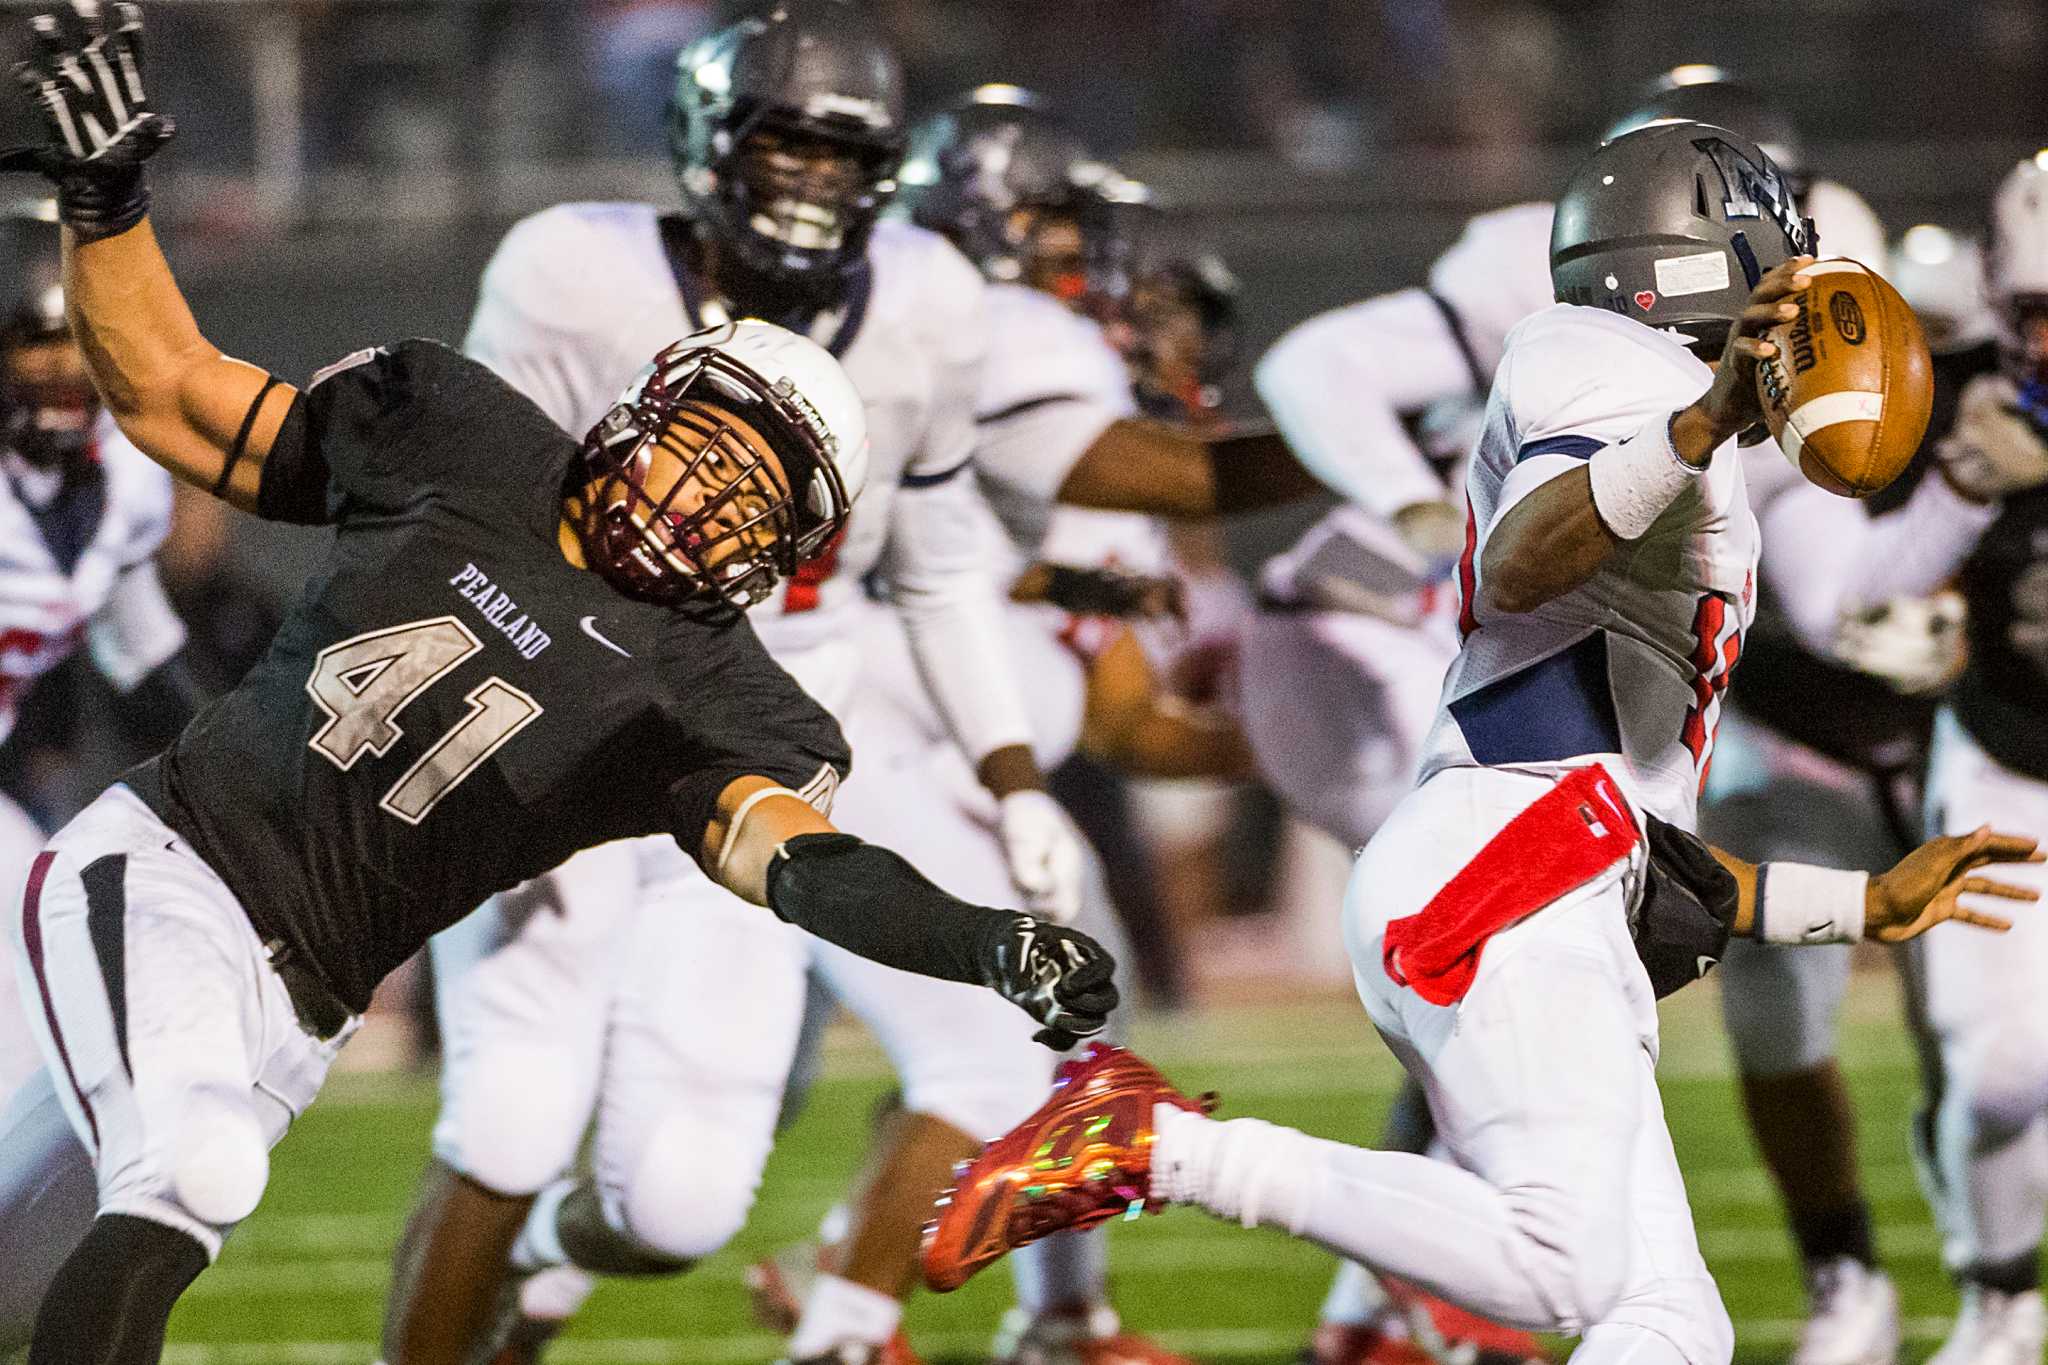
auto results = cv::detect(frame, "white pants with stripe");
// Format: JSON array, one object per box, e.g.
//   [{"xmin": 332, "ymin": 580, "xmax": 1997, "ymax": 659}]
[
  {"xmin": 4, "ymin": 784, "xmax": 356, "ymax": 1260},
  {"xmin": 1908, "ymin": 708, "xmax": 2048, "ymax": 1274},
  {"xmin": 1181, "ymin": 766, "xmax": 1731, "ymax": 1365}
]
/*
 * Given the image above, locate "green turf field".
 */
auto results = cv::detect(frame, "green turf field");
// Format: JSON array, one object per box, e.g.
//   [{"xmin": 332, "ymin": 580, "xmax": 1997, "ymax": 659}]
[{"xmin": 160, "ymin": 974, "xmax": 1959, "ymax": 1364}]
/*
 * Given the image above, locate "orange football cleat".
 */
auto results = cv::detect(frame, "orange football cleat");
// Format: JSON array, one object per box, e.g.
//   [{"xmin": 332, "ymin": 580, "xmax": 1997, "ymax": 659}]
[
  {"xmin": 920, "ymin": 1044, "xmax": 1211, "ymax": 1293},
  {"xmin": 1302, "ymin": 1321, "xmax": 1437, "ymax": 1365},
  {"xmin": 1379, "ymin": 1278, "xmax": 1551, "ymax": 1365}
]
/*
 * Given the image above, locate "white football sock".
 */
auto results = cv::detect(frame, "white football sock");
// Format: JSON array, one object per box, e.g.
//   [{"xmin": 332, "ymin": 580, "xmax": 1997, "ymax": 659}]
[
  {"xmin": 1010, "ymin": 1228, "xmax": 1110, "ymax": 1316},
  {"xmin": 785, "ymin": 1272, "xmax": 904, "ymax": 1359},
  {"xmin": 509, "ymin": 1178, "xmax": 575, "ymax": 1272},
  {"xmin": 1150, "ymin": 1103, "xmax": 1578, "ymax": 1332}
]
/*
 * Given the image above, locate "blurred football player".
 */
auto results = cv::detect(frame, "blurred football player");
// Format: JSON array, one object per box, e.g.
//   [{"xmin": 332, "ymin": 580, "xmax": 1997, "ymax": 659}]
[
  {"xmin": 0, "ymin": 9, "xmax": 1120, "ymax": 1362},
  {"xmin": 923, "ymin": 122, "xmax": 2039, "ymax": 1365},
  {"xmin": 1815, "ymin": 153, "xmax": 2048, "ymax": 1365},
  {"xmin": 0, "ymin": 199, "xmax": 202, "ymax": 1359},
  {"xmin": 1256, "ymin": 71, "xmax": 1908, "ymax": 1365}
]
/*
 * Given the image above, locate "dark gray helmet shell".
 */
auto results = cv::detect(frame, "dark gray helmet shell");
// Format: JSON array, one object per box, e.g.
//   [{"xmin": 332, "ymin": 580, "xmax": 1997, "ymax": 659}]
[
  {"xmin": 1551, "ymin": 121, "xmax": 1814, "ymax": 354},
  {"xmin": 668, "ymin": 0, "xmax": 907, "ymax": 287},
  {"xmin": 897, "ymin": 86, "xmax": 1110, "ymax": 281},
  {"xmin": 1607, "ymin": 68, "xmax": 1809, "ymax": 191},
  {"xmin": 0, "ymin": 199, "xmax": 64, "ymax": 345}
]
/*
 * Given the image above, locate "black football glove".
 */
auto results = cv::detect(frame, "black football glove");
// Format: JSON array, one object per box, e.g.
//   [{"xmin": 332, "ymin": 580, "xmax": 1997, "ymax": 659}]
[
  {"xmin": 979, "ymin": 914, "xmax": 1119, "ymax": 1051},
  {"xmin": 3, "ymin": 1, "xmax": 173, "ymax": 241}
]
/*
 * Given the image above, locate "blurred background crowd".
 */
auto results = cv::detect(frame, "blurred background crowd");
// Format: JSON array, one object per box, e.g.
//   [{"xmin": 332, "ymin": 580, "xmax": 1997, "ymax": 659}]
[{"xmin": 0, "ymin": 0, "xmax": 2042, "ymax": 1034}]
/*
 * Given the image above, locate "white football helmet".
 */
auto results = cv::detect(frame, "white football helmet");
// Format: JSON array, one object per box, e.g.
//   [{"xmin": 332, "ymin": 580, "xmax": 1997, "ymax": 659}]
[
  {"xmin": 1987, "ymin": 153, "xmax": 2048, "ymax": 388},
  {"xmin": 575, "ymin": 319, "xmax": 870, "ymax": 612},
  {"xmin": 1889, "ymin": 225, "xmax": 1995, "ymax": 353}
]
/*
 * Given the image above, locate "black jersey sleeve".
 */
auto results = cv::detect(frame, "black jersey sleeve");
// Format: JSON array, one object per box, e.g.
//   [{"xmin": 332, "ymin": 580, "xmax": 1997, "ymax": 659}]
[
  {"xmin": 258, "ymin": 340, "xmax": 561, "ymax": 524},
  {"xmin": 661, "ymin": 625, "xmax": 853, "ymax": 867}
]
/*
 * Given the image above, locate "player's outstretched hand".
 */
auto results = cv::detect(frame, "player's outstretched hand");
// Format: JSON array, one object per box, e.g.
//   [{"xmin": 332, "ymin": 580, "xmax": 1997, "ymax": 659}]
[
  {"xmin": 1938, "ymin": 374, "xmax": 2048, "ymax": 502},
  {"xmin": 1686, "ymin": 256, "xmax": 1816, "ymax": 448},
  {"xmin": 2, "ymin": 1, "xmax": 173, "ymax": 240},
  {"xmin": 1866, "ymin": 825, "xmax": 2042, "ymax": 942},
  {"xmin": 980, "ymin": 915, "xmax": 1119, "ymax": 1050}
]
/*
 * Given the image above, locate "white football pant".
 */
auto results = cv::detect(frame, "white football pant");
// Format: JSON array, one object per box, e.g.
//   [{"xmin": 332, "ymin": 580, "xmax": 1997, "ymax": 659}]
[
  {"xmin": 1908, "ymin": 708, "xmax": 2048, "ymax": 1275},
  {"xmin": 1160, "ymin": 766, "xmax": 1731, "ymax": 1365}
]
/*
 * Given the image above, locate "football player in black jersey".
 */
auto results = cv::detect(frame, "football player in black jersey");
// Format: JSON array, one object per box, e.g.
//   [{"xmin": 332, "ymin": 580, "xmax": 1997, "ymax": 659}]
[
  {"xmin": 1828, "ymin": 155, "xmax": 2048, "ymax": 1365},
  {"xmin": 0, "ymin": 7, "xmax": 1117, "ymax": 1363}
]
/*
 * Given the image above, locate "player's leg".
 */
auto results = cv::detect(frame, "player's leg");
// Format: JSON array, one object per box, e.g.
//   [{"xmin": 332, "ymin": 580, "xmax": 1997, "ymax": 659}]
[
  {"xmin": 9, "ymin": 786, "xmax": 350, "ymax": 1364},
  {"xmin": 1911, "ymin": 711, "xmax": 2048, "ymax": 1365},
  {"xmin": 0, "ymin": 791, "xmax": 50, "ymax": 1102},
  {"xmin": 473, "ymin": 857, "xmax": 813, "ymax": 1361},
  {"xmin": 1151, "ymin": 858, "xmax": 1726, "ymax": 1363},
  {"xmin": 0, "ymin": 1068, "xmax": 96, "ymax": 1358},
  {"xmin": 380, "ymin": 842, "xmax": 636, "ymax": 1365},
  {"xmin": 935, "ymin": 770, "xmax": 1731, "ymax": 1365},
  {"xmin": 1704, "ymin": 717, "xmax": 1902, "ymax": 1365}
]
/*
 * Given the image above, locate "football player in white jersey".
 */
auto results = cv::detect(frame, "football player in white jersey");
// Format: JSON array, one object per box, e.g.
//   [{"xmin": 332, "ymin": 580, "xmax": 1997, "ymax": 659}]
[
  {"xmin": 0, "ymin": 201, "xmax": 199, "ymax": 1361},
  {"xmin": 923, "ymin": 121, "xmax": 2038, "ymax": 1365},
  {"xmin": 1255, "ymin": 74, "xmax": 1906, "ymax": 1365},
  {"xmin": 1816, "ymin": 155, "xmax": 2048, "ymax": 1365},
  {"xmin": 747, "ymin": 91, "xmax": 1245, "ymax": 1365}
]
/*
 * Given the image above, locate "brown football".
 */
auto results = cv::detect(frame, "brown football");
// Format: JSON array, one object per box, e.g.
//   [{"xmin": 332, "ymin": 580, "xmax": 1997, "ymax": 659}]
[{"xmin": 1754, "ymin": 260, "xmax": 1933, "ymax": 498}]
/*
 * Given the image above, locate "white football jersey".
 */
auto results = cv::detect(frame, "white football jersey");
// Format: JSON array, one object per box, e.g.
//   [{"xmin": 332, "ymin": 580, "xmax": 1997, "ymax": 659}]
[
  {"xmin": 971, "ymin": 282, "xmax": 1158, "ymax": 568},
  {"xmin": 465, "ymin": 203, "xmax": 988, "ymax": 658},
  {"xmin": 1423, "ymin": 305, "xmax": 1760, "ymax": 830},
  {"xmin": 0, "ymin": 419, "xmax": 180, "ymax": 743}
]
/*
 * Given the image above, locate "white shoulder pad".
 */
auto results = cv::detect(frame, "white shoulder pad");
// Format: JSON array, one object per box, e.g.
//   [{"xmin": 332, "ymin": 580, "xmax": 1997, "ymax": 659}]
[
  {"xmin": 1427, "ymin": 202, "xmax": 1559, "ymax": 373},
  {"xmin": 1500, "ymin": 304, "xmax": 1713, "ymax": 448},
  {"xmin": 469, "ymin": 202, "xmax": 662, "ymax": 344},
  {"xmin": 979, "ymin": 284, "xmax": 1132, "ymax": 419},
  {"xmin": 1806, "ymin": 181, "xmax": 1888, "ymax": 276}
]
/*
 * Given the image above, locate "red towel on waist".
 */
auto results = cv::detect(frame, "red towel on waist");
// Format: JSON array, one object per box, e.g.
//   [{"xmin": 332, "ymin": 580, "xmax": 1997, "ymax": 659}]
[{"xmin": 1382, "ymin": 764, "xmax": 1640, "ymax": 1006}]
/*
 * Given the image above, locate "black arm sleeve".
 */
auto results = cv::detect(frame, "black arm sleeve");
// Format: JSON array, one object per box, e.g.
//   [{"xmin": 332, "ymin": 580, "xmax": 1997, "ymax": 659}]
[
  {"xmin": 765, "ymin": 833, "xmax": 1014, "ymax": 985},
  {"xmin": 254, "ymin": 394, "xmax": 331, "ymax": 524}
]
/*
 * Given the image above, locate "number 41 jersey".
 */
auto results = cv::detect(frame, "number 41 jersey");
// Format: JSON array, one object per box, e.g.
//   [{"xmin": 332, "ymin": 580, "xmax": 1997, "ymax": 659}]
[
  {"xmin": 124, "ymin": 341, "xmax": 849, "ymax": 1012},
  {"xmin": 1422, "ymin": 305, "xmax": 1760, "ymax": 831}
]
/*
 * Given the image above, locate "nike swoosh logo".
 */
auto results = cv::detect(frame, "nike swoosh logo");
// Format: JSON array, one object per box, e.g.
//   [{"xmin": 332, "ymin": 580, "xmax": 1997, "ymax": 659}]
[{"xmin": 579, "ymin": 616, "xmax": 631, "ymax": 658}]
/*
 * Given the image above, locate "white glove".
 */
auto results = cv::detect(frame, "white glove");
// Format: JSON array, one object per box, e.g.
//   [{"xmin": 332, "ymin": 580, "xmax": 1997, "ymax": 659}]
[
  {"xmin": 996, "ymin": 789, "xmax": 1087, "ymax": 925},
  {"xmin": 1939, "ymin": 374, "xmax": 2048, "ymax": 501},
  {"xmin": 1831, "ymin": 590, "xmax": 1967, "ymax": 696}
]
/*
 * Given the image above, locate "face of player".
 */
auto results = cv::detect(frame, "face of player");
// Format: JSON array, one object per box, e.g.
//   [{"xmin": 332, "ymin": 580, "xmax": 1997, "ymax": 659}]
[
  {"xmin": 1011, "ymin": 208, "xmax": 1089, "ymax": 304},
  {"xmin": 634, "ymin": 399, "xmax": 793, "ymax": 574},
  {"xmin": 565, "ymin": 397, "xmax": 798, "ymax": 607},
  {"xmin": 1, "ymin": 332, "xmax": 98, "ymax": 467},
  {"xmin": 2010, "ymin": 296, "xmax": 2048, "ymax": 402},
  {"xmin": 733, "ymin": 125, "xmax": 891, "ymax": 256}
]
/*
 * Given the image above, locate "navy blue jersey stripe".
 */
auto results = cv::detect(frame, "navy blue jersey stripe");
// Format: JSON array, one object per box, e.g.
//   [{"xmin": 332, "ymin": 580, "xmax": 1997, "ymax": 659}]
[
  {"xmin": 1516, "ymin": 434, "xmax": 1604, "ymax": 464},
  {"xmin": 901, "ymin": 457, "xmax": 973, "ymax": 489},
  {"xmin": 1423, "ymin": 289, "xmax": 1488, "ymax": 394},
  {"xmin": 978, "ymin": 393, "xmax": 1085, "ymax": 426},
  {"xmin": 1449, "ymin": 632, "xmax": 1622, "ymax": 765}
]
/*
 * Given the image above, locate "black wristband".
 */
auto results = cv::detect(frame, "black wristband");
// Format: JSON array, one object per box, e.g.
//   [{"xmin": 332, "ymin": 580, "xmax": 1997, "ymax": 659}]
[
  {"xmin": 58, "ymin": 165, "xmax": 151, "ymax": 244},
  {"xmin": 766, "ymin": 832, "xmax": 1015, "ymax": 985}
]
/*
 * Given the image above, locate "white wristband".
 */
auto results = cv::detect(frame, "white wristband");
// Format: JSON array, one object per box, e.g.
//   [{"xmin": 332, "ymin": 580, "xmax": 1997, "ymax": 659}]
[
  {"xmin": 1588, "ymin": 411, "xmax": 1706, "ymax": 541},
  {"xmin": 1755, "ymin": 863, "xmax": 1869, "ymax": 945}
]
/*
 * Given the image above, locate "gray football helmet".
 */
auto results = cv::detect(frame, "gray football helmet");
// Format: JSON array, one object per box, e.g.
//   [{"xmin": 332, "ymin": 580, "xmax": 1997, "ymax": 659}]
[
  {"xmin": 668, "ymin": 0, "xmax": 907, "ymax": 291},
  {"xmin": 1606, "ymin": 66, "xmax": 1809, "ymax": 196},
  {"xmin": 0, "ymin": 199, "xmax": 95, "ymax": 468},
  {"xmin": 1551, "ymin": 121, "xmax": 1814, "ymax": 357},
  {"xmin": 897, "ymin": 85, "xmax": 1150, "ymax": 298}
]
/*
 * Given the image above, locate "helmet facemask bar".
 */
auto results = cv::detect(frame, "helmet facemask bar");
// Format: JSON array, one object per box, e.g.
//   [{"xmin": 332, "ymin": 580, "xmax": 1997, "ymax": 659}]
[
  {"xmin": 696, "ymin": 107, "xmax": 903, "ymax": 291},
  {"xmin": 575, "ymin": 346, "xmax": 852, "ymax": 615}
]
